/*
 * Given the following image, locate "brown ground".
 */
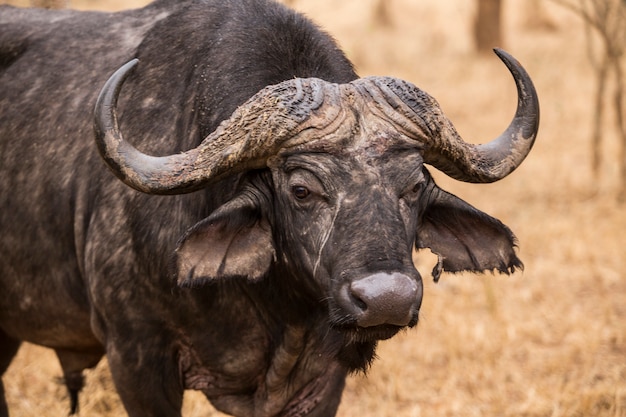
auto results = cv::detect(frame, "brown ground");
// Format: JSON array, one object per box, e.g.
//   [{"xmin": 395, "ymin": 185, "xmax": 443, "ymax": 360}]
[{"xmin": 1, "ymin": 0, "xmax": 625, "ymax": 416}]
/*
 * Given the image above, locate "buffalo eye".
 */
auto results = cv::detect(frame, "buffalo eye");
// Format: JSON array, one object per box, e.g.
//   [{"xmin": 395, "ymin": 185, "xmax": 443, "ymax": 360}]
[
  {"xmin": 292, "ymin": 185, "xmax": 310, "ymax": 200},
  {"xmin": 412, "ymin": 182, "xmax": 422, "ymax": 193},
  {"xmin": 402, "ymin": 178, "xmax": 425, "ymax": 200}
]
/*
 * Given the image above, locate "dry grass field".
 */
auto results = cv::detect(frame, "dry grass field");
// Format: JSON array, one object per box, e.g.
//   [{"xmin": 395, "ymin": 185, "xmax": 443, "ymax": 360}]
[{"xmin": 1, "ymin": 0, "xmax": 625, "ymax": 416}]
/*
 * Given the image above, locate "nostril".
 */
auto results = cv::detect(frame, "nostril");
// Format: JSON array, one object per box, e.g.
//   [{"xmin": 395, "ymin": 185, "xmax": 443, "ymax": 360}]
[{"xmin": 349, "ymin": 292, "xmax": 368, "ymax": 312}]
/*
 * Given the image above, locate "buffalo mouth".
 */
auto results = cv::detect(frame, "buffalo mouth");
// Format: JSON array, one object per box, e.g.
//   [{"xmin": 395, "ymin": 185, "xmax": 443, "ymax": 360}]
[
  {"xmin": 344, "ymin": 324, "xmax": 404, "ymax": 342},
  {"xmin": 330, "ymin": 312, "xmax": 419, "ymax": 371},
  {"xmin": 331, "ymin": 320, "xmax": 415, "ymax": 344}
]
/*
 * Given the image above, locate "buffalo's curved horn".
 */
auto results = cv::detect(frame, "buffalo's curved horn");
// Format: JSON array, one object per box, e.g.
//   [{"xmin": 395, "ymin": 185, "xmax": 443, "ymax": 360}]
[
  {"xmin": 361, "ymin": 48, "xmax": 539, "ymax": 183},
  {"xmin": 94, "ymin": 59, "xmax": 343, "ymax": 195}
]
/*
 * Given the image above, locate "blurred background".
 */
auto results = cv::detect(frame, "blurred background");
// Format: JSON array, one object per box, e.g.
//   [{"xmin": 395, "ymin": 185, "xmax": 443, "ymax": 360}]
[{"xmin": 1, "ymin": 0, "xmax": 625, "ymax": 416}]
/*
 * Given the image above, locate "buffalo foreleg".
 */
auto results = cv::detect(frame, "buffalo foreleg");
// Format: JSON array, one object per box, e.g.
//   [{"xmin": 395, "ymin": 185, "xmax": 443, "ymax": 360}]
[
  {"xmin": 0, "ymin": 330, "xmax": 21, "ymax": 417},
  {"xmin": 54, "ymin": 348, "xmax": 103, "ymax": 415},
  {"xmin": 62, "ymin": 370, "xmax": 83, "ymax": 415},
  {"xmin": 106, "ymin": 335, "xmax": 185, "ymax": 417}
]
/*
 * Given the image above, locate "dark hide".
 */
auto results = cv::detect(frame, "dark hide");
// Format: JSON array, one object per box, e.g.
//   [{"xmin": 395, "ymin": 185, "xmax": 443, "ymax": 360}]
[{"xmin": 0, "ymin": 0, "xmax": 523, "ymax": 416}]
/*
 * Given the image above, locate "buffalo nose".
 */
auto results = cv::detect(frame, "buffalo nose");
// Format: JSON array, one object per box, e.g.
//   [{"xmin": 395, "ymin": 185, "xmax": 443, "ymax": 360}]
[{"xmin": 348, "ymin": 272, "xmax": 421, "ymax": 327}]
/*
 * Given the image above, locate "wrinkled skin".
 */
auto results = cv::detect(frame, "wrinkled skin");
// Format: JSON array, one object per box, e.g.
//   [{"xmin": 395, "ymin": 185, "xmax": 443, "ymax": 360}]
[{"xmin": 0, "ymin": 0, "xmax": 530, "ymax": 416}]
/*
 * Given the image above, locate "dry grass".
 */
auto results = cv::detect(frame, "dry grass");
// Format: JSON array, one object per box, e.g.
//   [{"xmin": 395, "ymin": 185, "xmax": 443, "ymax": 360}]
[{"xmin": 2, "ymin": 0, "xmax": 625, "ymax": 416}]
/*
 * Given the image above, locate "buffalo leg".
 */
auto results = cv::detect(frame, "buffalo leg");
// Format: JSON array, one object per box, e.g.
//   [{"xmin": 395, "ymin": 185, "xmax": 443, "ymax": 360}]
[
  {"xmin": 106, "ymin": 340, "xmax": 184, "ymax": 417},
  {"xmin": 0, "ymin": 330, "xmax": 21, "ymax": 417},
  {"xmin": 55, "ymin": 348, "xmax": 103, "ymax": 415}
]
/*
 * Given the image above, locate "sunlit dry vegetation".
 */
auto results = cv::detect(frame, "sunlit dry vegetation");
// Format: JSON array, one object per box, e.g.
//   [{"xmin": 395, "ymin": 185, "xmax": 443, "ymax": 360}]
[{"xmin": 1, "ymin": 0, "xmax": 625, "ymax": 416}]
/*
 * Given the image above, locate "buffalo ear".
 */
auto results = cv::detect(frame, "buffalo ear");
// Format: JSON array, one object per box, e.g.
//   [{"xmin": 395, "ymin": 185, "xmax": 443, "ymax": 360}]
[
  {"xmin": 175, "ymin": 195, "xmax": 275, "ymax": 287},
  {"xmin": 415, "ymin": 187, "xmax": 522, "ymax": 282}
]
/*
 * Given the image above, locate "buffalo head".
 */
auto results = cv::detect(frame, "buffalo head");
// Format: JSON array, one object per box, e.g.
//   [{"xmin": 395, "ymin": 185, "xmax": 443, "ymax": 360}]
[{"xmin": 94, "ymin": 49, "xmax": 538, "ymax": 352}]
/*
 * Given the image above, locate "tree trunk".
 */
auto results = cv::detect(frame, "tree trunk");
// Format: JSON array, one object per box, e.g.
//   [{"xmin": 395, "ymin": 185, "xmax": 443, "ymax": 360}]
[
  {"xmin": 524, "ymin": 0, "xmax": 557, "ymax": 31},
  {"xmin": 373, "ymin": 0, "xmax": 393, "ymax": 28},
  {"xmin": 612, "ymin": 57, "xmax": 626, "ymax": 201},
  {"xmin": 592, "ymin": 56, "xmax": 609, "ymax": 183},
  {"xmin": 30, "ymin": 0, "xmax": 68, "ymax": 8},
  {"xmin": 474, "ymin": 0, "xmax": 503, "ymax": 53}
]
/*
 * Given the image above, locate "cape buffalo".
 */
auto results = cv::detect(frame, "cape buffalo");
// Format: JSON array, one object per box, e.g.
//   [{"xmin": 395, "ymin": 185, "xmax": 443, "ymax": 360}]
[{"xmin": 0, "ymin": 0, "xmax": 539, "ymax": 416}]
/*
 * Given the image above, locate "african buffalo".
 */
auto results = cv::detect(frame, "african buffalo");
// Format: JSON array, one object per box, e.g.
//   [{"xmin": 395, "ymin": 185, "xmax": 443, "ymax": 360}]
[{"xmin": 0, "ymin": 0, "xmax": 539, "ymax": 416}]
